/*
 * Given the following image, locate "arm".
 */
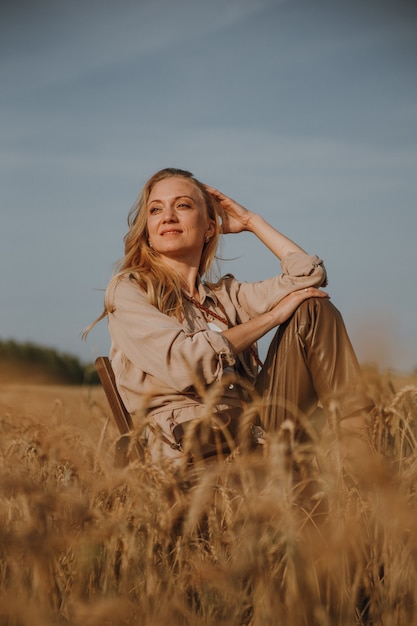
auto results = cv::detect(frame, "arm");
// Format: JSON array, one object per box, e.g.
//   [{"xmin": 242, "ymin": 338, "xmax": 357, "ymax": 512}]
[
  {"xmin": 222, "ymin": 286, "xmax": 329, "ymax": 354},
  {"xmin": 206, "ymin": 186, "xmax": 329, "ymax": 351},
  {"xmin": 107, "ymin": 276, "xmax": 236, "ymax": 391},
  {"xmin": 206, "ymin": 186, "xmax": 305, "ymax": 260}
]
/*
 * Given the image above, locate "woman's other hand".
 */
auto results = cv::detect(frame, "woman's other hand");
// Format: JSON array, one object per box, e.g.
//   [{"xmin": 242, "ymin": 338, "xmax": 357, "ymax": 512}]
[
  {"xmin": 205, "ymin": 184, "xmax": 306, "ymax": 260},
  {"xmin": 205, "ymin": 186, "xmax": 254, "ymax": 234}
]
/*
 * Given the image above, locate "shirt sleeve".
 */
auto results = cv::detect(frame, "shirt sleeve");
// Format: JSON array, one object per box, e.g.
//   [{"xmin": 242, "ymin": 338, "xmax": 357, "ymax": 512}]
[
  {"xmin": 225, "ymin": 252, "xmax": 328, "ymax": 318},
  {"xmin": 106, "ymin": 276, "xmax": 236, "ymax": 392}
]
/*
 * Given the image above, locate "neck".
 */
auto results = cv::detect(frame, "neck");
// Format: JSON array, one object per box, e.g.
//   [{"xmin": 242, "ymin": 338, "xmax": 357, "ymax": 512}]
[{"xmin": 162, "ymin": 256, "xmax": 199, "ymax": 298}]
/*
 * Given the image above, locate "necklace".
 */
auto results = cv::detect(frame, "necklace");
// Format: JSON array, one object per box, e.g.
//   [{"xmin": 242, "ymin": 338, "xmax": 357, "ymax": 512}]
[{"xmin": 184, "ymin": 295, "xmax": 263, "ymax": 369}]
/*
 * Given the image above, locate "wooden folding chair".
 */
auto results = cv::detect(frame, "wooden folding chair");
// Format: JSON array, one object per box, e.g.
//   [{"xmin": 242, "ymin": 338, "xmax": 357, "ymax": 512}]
[{"xmin": 95, "ymin": 356, "xmax": 142, "ymax": 467}]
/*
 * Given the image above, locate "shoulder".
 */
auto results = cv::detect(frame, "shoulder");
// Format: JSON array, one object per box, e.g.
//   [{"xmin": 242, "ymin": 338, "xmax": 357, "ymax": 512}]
[
  {"xmin": 204, "ymin": 273, "xmax": 239, "ymax": 292},
  {"xmin": 106, "ymin": 272, "xmax": 147, "ymax": 310}
]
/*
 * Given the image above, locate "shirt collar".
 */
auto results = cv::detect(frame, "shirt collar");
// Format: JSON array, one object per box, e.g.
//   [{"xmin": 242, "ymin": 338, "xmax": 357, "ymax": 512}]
[{"xmin": 197, "ymin": 279, "xmax": 218, "ymax": 306}]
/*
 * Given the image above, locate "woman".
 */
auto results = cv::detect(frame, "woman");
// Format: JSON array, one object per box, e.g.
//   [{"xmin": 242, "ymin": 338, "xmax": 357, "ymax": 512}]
[{"xmin": 87, "ymin": 167, "xmax": 372, "ymax": 466}]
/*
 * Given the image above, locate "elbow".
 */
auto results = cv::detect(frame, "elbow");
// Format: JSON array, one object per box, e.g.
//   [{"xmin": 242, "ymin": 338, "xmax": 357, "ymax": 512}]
[{"xmin": 316, "ymin": 263, "xmax": 328, "ymax": 288}]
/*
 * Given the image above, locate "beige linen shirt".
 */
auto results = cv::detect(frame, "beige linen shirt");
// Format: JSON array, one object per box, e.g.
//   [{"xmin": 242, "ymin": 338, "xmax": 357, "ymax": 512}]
[{"xmin": 107, "ymin": 252, "xmax": 327, "ymax": 461}]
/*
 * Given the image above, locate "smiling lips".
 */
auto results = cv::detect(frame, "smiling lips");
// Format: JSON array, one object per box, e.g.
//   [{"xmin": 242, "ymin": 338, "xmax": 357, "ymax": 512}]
[{"xmin": 160, "ymin": 229, "xmax": 182, "ymax": 236}]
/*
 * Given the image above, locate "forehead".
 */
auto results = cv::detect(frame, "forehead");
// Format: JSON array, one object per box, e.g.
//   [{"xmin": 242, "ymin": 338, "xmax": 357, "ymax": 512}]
[{"xmin": 148, "ymin": 177, "xmax": 203, "ymax": 203}]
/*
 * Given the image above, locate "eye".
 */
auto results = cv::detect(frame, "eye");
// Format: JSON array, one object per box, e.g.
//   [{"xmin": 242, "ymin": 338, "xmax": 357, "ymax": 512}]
[
  {"xmin": 149, "ymin": 206, "xmax": 161, "ymax": 214},
  {"xmin": 177, "ymin": 202, "xmax": 191, "ymax": 209}
]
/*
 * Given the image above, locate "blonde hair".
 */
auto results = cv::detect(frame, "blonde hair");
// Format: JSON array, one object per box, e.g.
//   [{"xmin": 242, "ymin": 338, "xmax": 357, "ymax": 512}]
[{"xmin": 84, "ymin": 168, "xmax": 222, "ymax": 336}]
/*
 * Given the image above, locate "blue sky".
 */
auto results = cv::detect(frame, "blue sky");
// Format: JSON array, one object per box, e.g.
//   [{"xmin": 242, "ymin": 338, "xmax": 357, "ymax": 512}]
[{"xmin": 1, "ymin": 0, "xmax": 416, "ymax": 372}]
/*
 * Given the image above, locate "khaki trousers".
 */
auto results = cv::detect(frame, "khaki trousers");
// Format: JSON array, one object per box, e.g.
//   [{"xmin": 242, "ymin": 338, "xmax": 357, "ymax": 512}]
[{"xmin": 255, "ymin": 298, "xmax": 373, "ymax": 436}]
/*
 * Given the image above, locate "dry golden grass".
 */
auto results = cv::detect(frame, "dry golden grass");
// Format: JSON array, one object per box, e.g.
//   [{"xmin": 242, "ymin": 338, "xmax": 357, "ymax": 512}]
[{"xmin": 1, "ymin": 368, "xmax": 417, "ymax": 625}]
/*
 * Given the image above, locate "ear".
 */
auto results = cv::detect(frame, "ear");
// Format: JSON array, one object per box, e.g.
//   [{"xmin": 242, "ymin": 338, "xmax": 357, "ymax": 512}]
[{"xmin": 205, "ymin": 219, "xmax": 216, "ymax": 239}]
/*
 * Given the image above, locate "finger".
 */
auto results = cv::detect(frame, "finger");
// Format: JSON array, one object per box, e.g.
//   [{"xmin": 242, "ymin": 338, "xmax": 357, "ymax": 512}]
[
  {"xmin": 302, "ymin": 287, "xmax": 329, "ymax": 298},
  {"xmin": 205, "ymin": 185, "xmax": 222, "ymax": 196},
  {"xmin": 205, "ymin": 185, "xmax": 228, "ymax": 201}
]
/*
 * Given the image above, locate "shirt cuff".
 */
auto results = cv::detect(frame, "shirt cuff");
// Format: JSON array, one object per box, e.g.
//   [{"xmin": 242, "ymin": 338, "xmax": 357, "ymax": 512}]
[
  {"xmin": 203, "ymin": 329, "xmax": 235, "ymax": 362},
  {"xmin": 281, "ymin": 252, "xmax": 327, "ymax": 286}
]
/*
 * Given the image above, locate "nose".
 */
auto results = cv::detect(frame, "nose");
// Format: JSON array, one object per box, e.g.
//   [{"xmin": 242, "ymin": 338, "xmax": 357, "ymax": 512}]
[{"xmin": 162, "ymin": 206, "xmax": 179, "ymax": 222}]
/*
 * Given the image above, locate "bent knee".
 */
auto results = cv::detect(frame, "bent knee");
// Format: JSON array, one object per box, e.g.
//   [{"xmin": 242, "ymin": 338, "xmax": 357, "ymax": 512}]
[{"xmin": 295, "ymin": 297, "xmax": 342, "ymax": 325}]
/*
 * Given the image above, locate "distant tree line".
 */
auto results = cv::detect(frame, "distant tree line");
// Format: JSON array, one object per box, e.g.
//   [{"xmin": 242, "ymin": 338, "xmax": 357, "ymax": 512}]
[{"xmin": 0, "ymin": 339, "xmax": 99, "ymax": 385}]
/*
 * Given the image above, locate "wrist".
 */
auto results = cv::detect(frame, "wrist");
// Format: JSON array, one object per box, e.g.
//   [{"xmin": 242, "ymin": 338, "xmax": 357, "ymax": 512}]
[{"xmin": 245, "ymin": 211, "xmax": 262, "ymax": 233}]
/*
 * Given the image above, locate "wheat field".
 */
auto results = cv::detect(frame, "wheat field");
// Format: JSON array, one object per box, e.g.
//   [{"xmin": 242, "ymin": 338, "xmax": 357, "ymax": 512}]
[{"xmin": 1, "ymin": 369, "xmax": 417, "ymax": 626}]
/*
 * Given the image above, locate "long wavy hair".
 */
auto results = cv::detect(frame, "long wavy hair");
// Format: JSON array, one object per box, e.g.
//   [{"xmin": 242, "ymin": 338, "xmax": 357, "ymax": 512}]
[{"xmin": 84, "ymin": 168, "xmax": 223, "ymax": 335}]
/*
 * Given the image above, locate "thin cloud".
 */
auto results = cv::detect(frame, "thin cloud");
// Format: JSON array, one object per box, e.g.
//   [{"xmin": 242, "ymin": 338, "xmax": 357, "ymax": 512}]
[{"xmin": 1, "ymin": 0, "xmax": 282, "ymax": 96}]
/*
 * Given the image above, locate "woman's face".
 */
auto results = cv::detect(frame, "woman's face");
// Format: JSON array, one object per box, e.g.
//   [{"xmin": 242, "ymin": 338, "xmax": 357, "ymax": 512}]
[{"xmin": 146, "ymin": 177, "xmax": 215, "ymax": 263}]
